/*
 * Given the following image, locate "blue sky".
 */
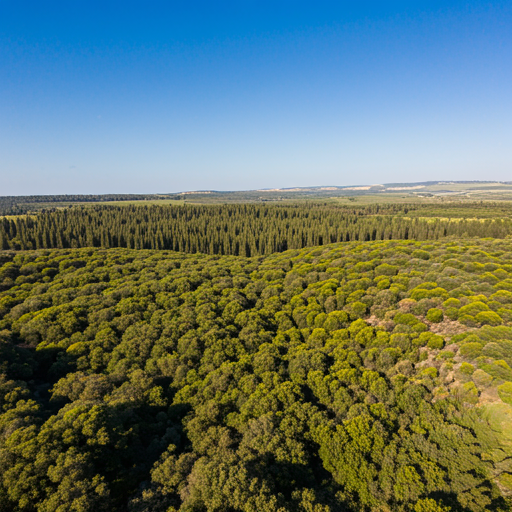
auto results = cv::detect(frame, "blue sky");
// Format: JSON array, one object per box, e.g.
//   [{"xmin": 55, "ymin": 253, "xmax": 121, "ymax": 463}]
[{"xmin": 1, "ymin": 1, "xmax": 511, "ymax": 194}]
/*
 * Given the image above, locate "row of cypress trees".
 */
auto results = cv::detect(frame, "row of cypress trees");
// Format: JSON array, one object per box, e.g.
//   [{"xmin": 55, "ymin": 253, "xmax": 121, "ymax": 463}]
[{"xmin": 1, "ymin": 203, "xmax": 512, "ymax": 255}]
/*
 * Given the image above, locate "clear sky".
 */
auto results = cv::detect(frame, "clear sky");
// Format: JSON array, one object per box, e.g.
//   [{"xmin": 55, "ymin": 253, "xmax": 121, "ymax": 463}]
[{"xmin": 1, "ymin": 1, "xmax": 511, "ymax": 195}]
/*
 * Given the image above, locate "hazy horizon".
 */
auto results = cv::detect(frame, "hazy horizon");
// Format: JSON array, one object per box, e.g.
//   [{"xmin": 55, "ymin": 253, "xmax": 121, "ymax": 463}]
[{"xmin": 3, "ymin": 180, "xmax": 512, "ymax": 198}]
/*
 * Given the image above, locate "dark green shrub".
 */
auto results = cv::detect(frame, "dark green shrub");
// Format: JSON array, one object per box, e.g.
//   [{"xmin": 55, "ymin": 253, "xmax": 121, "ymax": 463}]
[
  {"xmin": 445, "ymin": 307, "xmax": 459, "ymax": 320},
  {"xmin": 378, "ymin": 347, "xmax": 401, "ymax": 369},
  {"xmin": 345, "ymin": 301, "xmax": 367, "ymax": 320},
  {"xmin": 390, "ymin": 333, "xmax": 412, "ymax": 352},
  {"xmin": 412, "ymin": 298, "xmax": 440, "ymax": 316},
  {"xmin": 374, "ymin": 263, "xmax": 399, "ymax": 276},
  {"xmin": 498, "ymin": 308, "xmax": 512, "ymax": 322},
  {"xmin": 481, "ymin": 272, "xmax": 499, "ymax": 285},
  {"xmin": 472, "ymin": 369, "xmax": 493, "ymax": 388},
  {"xmin": 323, "ymin": 310, "xmax": 349, "ymax": 331},
  {"xmin": 412, "ymin": 249, "xmax": 430, "ymax": 260},
  {"xmin": 309, "ymin": 328, "xmax": 328, "ymax": 347},
  {"xmin": 488, "ymin": 300, "xmax": 502, "ymax": 312},
  {"xmin": 459, "ymin": 342, "xmax": 484, "ymax": 359},
  {"xmin": 459, "ymin": 314, "xmax": 477, "ymax": 327},
  {"xmin": 413, "ymin": 499, "xmax": 451, "ymax": 512},
  {"xmin": 461, "ymin": 381, "xmax": 479, "ymax": 404},
  {"xmin": 482, "ymin": 360, "xmax": 512, "ymax": 381}
]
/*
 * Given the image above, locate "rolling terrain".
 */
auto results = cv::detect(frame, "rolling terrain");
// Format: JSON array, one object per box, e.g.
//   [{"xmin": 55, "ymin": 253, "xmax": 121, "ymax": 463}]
[{"xmin": 2, "ymin": 181, "xmax": 512, "ymax": 215}]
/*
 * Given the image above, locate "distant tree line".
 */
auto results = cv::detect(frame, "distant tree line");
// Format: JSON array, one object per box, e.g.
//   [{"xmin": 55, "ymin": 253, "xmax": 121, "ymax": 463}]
[
  {"xmin": 2, "ymin": 204, "xmax": 512, "ymax": 255},
  {"xmin": 0, "ymin": 194, "xmax": 180, "ymax": 215}
]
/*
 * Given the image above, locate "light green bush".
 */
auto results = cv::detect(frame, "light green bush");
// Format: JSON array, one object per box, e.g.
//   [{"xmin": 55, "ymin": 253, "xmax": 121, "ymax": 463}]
[
  {"xmin": 394, "ymin": 312, "xmax": 418, "ymax": 326},
  {"xmin": 459, "ymin": 362, "xmax": 475, "ymax": 375},
  {"xmin": 377, "ymin": 278, "xmax": 391, "ymax": 290},
  {"xmin": 412, "ymin": 322, "xmax": 428, "ymax": 333},
  {"xmin": 475, "ymin": 310, "xmax": 502, "ymax": 326},
  {"xmin": 498, "ymin": 382, "xmax": 512, "ymax": 405},
  {"xmin": 498, "ymin": 473, "xmax": 512, "ymax": 492},
  {"xmin": 462, "ymin": 381, "xmax": 479, "ymax": 403},
  {"xmin": 410, "ymin": 287, "xmax": 449, "ymax": 301},
  {"xmin": 459, "ymin": 301, "xmax": 490, "ymax": 317},
  {"xmin": 443, "ymin": 297, "xmax": 461, "ymax": 308},
  {"xmin": 490, "ymin": 290, "xmax": 512, "ymax": 304},
  {"xmin": 426, "ymin": 308, "xmax": 444, "ymax": 323},
  {"xmin": 427, "ymin": 334, "xmax": 444, "ymax": 350},
  {"xmin": 421, "ymin": 367, "xmax": 438, "ymax": 378}
]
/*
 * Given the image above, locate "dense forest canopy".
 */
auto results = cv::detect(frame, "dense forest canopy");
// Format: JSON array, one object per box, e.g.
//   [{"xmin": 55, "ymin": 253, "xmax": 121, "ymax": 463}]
[
  {"xmin": 3, "ymin": 203, "xmax": 512, "ymax": 255},
  {"xmin": 1, "ymin": 238, "xmax": 512, "ymax": 511}
]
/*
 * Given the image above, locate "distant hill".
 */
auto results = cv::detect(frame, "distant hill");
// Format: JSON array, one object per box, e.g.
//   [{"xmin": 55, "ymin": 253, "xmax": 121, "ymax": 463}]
[{"xmin": 2, "ymin": 181, "xmax": 512, "ymax": 215}]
